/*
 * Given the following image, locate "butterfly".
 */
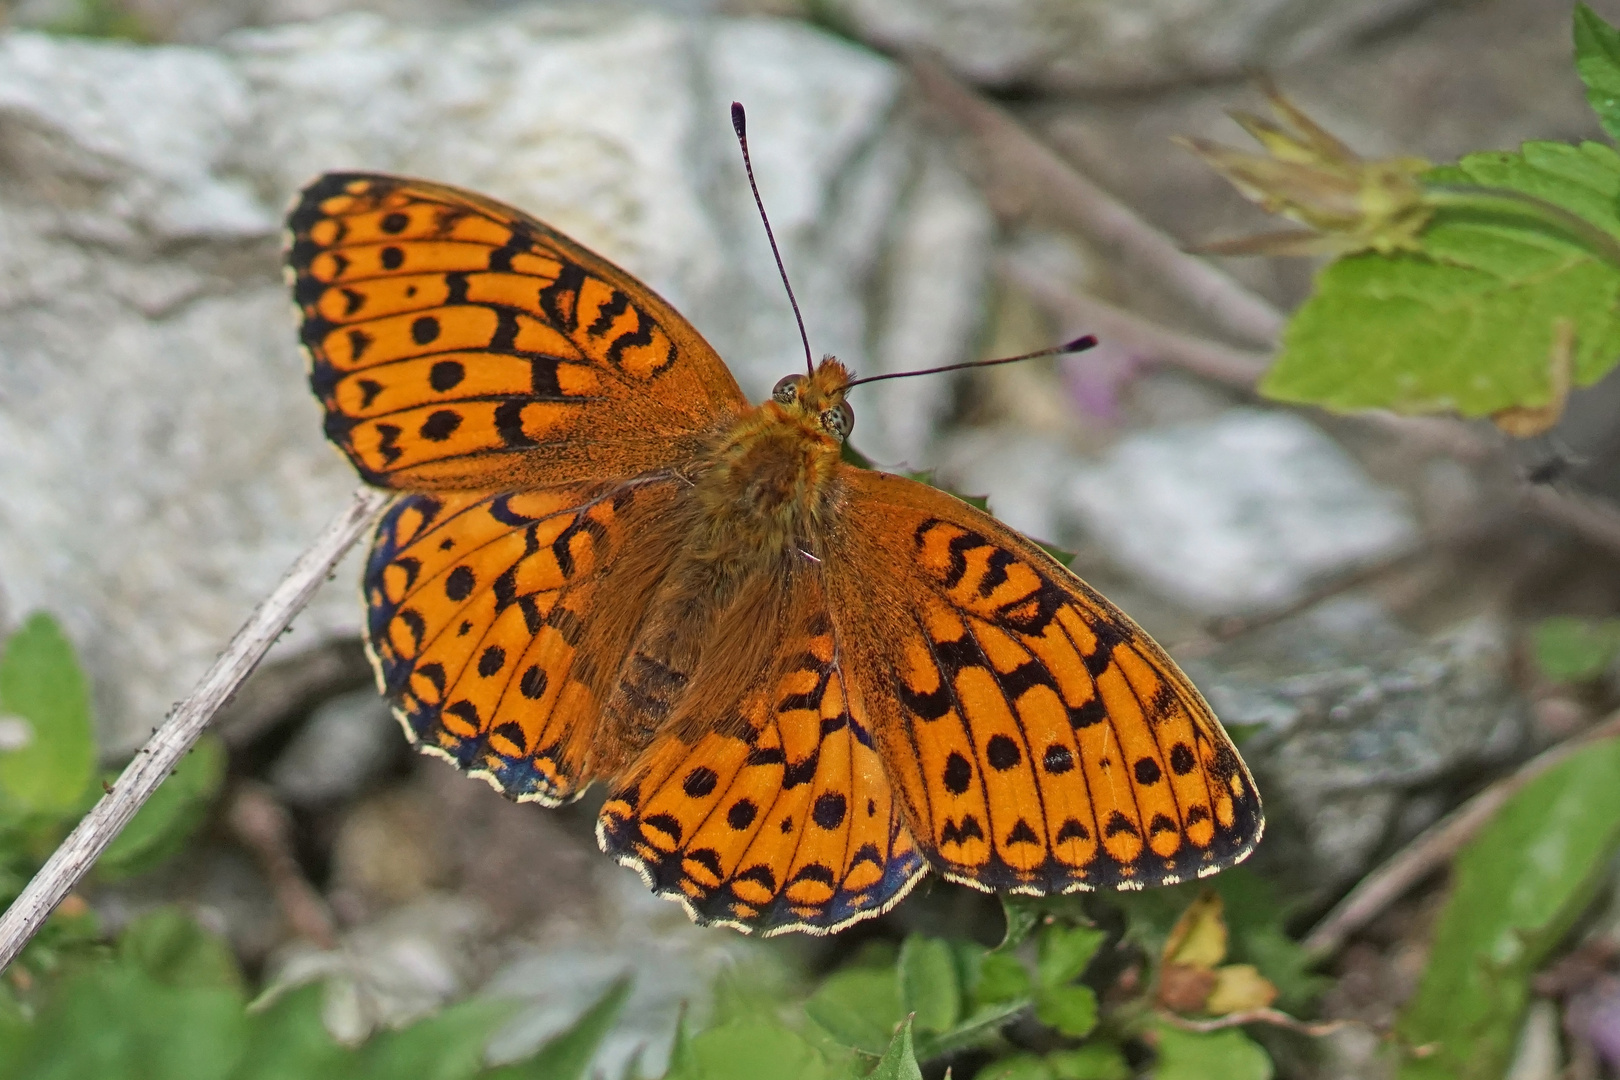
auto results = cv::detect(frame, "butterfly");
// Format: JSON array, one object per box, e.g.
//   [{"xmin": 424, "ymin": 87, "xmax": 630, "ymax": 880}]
[{"xmin": 284, "ymin": 151, "xmax": 1262, "ymax": 937}]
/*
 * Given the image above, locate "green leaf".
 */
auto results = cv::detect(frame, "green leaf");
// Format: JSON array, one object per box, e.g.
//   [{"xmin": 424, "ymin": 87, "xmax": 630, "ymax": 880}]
[
  {"xmin": 1150, "ymin": 1023, "xmax": 1273, "ymax": 1080},
  {"xmin": 230, "ymin": 983, "xmax": 348, "ymax": 1080},
  {"xmin": 978, "ymin": 1053, "xmax": 1052, "ymax": 1080},
  {"xmin": 897, "ymin": 936, "xmax": 959, "ymax": 1034},
  {"xmin": 1035, "ymin": 924, "xmax": 1105, "ymax": 989},
  {"xmin": 1262, "ymin": 142, "xmax": 1620, "ymax": 417},
  {"xmin": 805, "ymin": 967, "xmax": 901, "ymax": 1055},
  {"xmin": 1032, "ymin": 983, "xmax": 1097, "ymax": 1038},
  {"xmin": 666, "ymin": 1018, "xmax": 848, "ymax": 1080},
  {"xmin": 1530, "ymin": 616, "xmax": 1620, "ymax": 681},
  {"xmin": 488, "ymin": 977, "xmax": 631, "ymax": 1080},
  {"xmin": 118, "ymin": 907, "xmax": 244, "ymax": 996},
  {"xmin": 997, "ymin": 896, "xmax": 1041, "ymax": 951},
  {"xmin": 1397, "ymin": 735, "xmax": 1620, "ymax": 1080},
  {"xmin": 868, "ymin": 1016, "xmax": 923, "ymax": 1080},
  {"xmin": 355, "ymin": 997, "xmax": 520, "ymax": 1080},
  {"xmin": 0, "ymin": 613, "xmax": 95, "ymax": 817},
  {"xmin": 974, "ymin": 952, "xmax": 1034, "ymax": 1007},
  {"xmin": 99, "ymin": 735, "xmax": 228, "ymax": 880},
  {"xmin": 912, "ymin": 998, "xmax": 1030, "ymax": 1062},
  {"xmin": 1048, "ymin": 1043, "xmax": 1132, "ymax": 1080},
  {"xmin": 1576, "ymin": 4, "xmax": 1620, "ymax": 141},
  {"xmin": 5, "ymin": 964, "xmax": 249, "ymax": 1079}
]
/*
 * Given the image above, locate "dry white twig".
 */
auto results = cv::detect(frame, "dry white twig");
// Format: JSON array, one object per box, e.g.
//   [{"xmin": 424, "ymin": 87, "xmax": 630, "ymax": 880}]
[{"xmin": 0, "ymin": 485, "xmax": 389, "ymax": 972}]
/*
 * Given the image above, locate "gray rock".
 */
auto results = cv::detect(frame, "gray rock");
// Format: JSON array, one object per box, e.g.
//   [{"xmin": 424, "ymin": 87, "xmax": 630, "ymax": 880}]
[
  {"xmin": 1185, "ymin": 596, "xmax": 1526, "ymax": 890},
  {"xmin": 822, "ymin": 0, "xmax": 1438, "ymax": 92},
  {"xmin": 482, "ymin": 868, "xmax": 776, "ymax": 1076},
  {"xmin": 0, "ymin": 8, "xmax": 991, "ymax": 754},
  {"xmin": 1063, "ymin": 409, "xmax": 1420, "ymax": 616},
  {"xmin": 269, "ymin": 686, "xmax": 399, "ymax": 806}
]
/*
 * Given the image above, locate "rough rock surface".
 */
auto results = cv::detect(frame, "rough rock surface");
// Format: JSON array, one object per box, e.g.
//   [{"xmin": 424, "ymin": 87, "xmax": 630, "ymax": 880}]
[
  {"xmin": 0, "ymin": 8, "xmax": 991, "ymax": 753},
  {"xmin": 1183, "ymin": 596, "xmax": 1526, "ymax": 892},
  {"xmin": 822, "ymin": 0, "xmax": 1438, "ymax": 92}
]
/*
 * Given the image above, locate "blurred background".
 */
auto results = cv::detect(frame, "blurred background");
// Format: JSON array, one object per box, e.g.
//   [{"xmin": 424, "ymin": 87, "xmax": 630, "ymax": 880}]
[{"xmin": 3, "ymin": 0, "xmax": 1620, "ymax": 1077}]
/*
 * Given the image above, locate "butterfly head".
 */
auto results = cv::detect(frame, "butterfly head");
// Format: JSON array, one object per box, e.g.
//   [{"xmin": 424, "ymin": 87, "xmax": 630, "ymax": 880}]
[{"xmin": 770, "ymin": 356, "xmax": 855, "ymax": 443}]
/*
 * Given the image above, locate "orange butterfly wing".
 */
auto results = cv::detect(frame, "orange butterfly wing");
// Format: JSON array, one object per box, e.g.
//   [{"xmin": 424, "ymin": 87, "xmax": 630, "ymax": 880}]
[
  {"xmin": 364, "ymin": 478, "xmax": 689, "ymax": 804},
  {"xmin": 286, "ymin": 173, "xmax": 748, "ymax": 490},
  {"xmin": 825, "ymin": 469, "xmax": 1263, "ymax": 893},
  {"xmin": 597, "ymin": 585, "xmax": 928, "ymax": 935}
]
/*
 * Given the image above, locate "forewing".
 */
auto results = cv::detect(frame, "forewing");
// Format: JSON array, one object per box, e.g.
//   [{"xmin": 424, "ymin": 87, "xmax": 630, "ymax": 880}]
[
  {"xmin": 828, "ymin": 470, "xmax": 1263, "ymax": 893},
  {"xmin": 286, "ymin": 173, "xmax": 748, "ymax": 489},
  {"xmin": 597, "ymin": 591, "xmax": 928, "ymax": 935},
  {"xmin": 366, "ymin": 478, "xmax": 685, "ymax": 804}
]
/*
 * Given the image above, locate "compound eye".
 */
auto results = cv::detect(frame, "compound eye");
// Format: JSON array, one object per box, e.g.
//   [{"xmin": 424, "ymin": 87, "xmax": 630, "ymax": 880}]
[
  {"xmin": 772, "ymin": 375, "xmax": 800, "ymax": 404},
  {"xmin": 821, "ymin": 401, "xmax": 854, "ymax": 441}
]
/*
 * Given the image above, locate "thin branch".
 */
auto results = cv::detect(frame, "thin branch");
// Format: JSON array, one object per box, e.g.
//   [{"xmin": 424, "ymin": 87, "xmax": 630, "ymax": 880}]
[
  {"xmin": 227, "ymin": 781, "xmax": 339, "ymax": 949},
  {"xmin": 0, "ymin": 485, "xmax": 390, "ymax": 972},
  {"xmin": 999, "ymin": 254, "xmax": 1272, "ymax": 387},
  {"xmin": 1520, "ymin": 483, "xmax": 1620, "ymax": 560},
  {"xmin": 910, "ymin": 54, "xmax": 1287, "ymax": 349},
  {"xmin": 1156, "ymin": 1007, "xmax": 1355, "ymax": 1037},
  {"xmin": 1302, "ymin": 708, "xmax": 1620, "ymax": 958}
]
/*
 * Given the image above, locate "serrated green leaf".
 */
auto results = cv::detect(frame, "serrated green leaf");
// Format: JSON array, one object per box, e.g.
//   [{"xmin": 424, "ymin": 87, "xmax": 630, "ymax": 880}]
[
  {"xmin": 913, "ymin": 998, "xmax": 1030, "ymax": 1062},
  {"xmin": 1048, "ymin": 1043, "xmax": 1131, "ymax": 1080},
  {"xmin": 666, "ymin": 1018, "xmax": 848, "ymax": 1080},
  {"xmin": 974, "ymin": 952, "xmax": 1033, "ymax": 1007},
  {"xmin": 118, "ymin": 907, "xmax": 244, "ymax": 996},
  {"xmin": 869, "ymin": 1016, "xmax": 923, "ymax": 1080},
  {"xmin": 897, "ymin": 937, "xmax": 959, "ymax": 1034},
  {"xmin": 1033, "ymin": 984, "xmax": 1097, "ymax": 1038},
  {"xmin": 1036, "ymin": 924, "xmax": 1105, "ymax": 989},
  {"xmin": 99, "ymin": 735, "xmax": 227, "ymax": 880},
  {"xmin": 1150, "ymin": 1023, "xmax": 1272, "ymax": 1080},
  {"xmin": 487, "ymin": 977, "xmax": 630, "ymax": 1080},
  {"xmin": 1263, "ymin": 142, "xmax": 1620, "ymax": 417},
  {"xmin": 0, "ymin": 613, "xmax": 95, "ymax": 817},
  {"xmin": 805, "ymin": 967, "xmax": 901, "ymax": 1055},
  {"xmin": 1576, "ymin": 4, "xmax": 1620, "ymax": 142},
  {"xmin": 1530, "ymin": 616, "xmax": 1620, "ymax": 681},
  {"xmin": 1397, "ymin": 735, "xmax": 1620, "ymax": 1080}
]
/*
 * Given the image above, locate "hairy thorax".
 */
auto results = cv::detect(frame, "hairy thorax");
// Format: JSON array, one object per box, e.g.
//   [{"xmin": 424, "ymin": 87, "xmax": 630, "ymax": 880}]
[{"xmin": 593, "ymin": 360, "xmax": 853, "ymax": 767}]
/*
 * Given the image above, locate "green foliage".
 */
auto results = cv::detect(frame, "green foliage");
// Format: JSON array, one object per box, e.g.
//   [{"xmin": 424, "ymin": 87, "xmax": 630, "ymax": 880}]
[
  {"xmin": 1148, "ymin": 1023, "xmax": 1272, "ymax": 1080},
  {"xmin": 1396, "ymin": 736, "xmax": 1620, "ymax": 1079},
  {"xmin": 868, "ymin": 1017, "xmax": 923, "ymax": 1080},
  {"xmin": 1264, "ymin": 140, "xmax": 1620, "ymax": 416},
  {"xmin": 0, "ymin": 908, "xmax": 630, "ymax": 1080},
  {"xmin": 0, "ymin": 612, "xmax": 225, "ymax": 893},
  {"xmin": 1575, "ymin": 3, "xmax": 1620, "ymax": 142},
  {"xmin": 99, "ymin": 735, "xmax": 228, "ymax": 879},
  {"xmin": 666, "ymin": 1016, "xmax": 848, "ymax": 1080},
  {"xmin": 1530, "ymin": 615, "xmax": 1620, "ymax": 681},
  {"xmin": 0, "ymin": 613, "xmax": 96, "ymax": 817}
]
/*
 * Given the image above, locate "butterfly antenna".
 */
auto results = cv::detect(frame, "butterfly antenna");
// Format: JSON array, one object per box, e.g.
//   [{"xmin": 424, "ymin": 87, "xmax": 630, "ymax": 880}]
[
  {"xmin": 732, "ymin": 102, "xmax": 815, "ymax": 376},
  {"xmin": 841, "ymin": 335, "xmax": 1099, "ymax": 389}
]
